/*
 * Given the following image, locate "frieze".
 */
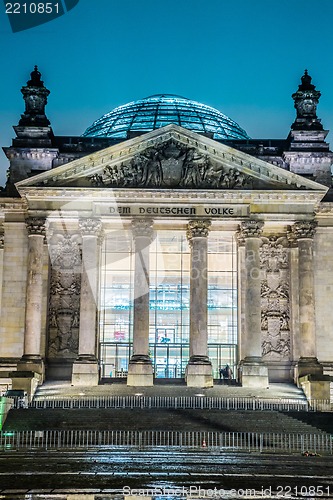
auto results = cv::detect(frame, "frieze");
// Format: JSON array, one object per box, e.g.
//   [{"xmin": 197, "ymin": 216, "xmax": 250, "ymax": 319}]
[
  {"xmin": 260, "ymin": 236, "xmax": 291, "ymax": 360},
  {"xmin": 105, "ymin": 204, "xmax": 249, "ymax": 218}
]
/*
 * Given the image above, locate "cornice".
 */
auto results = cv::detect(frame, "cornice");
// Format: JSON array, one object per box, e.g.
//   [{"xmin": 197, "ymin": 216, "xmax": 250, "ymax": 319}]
[{"xmin": 17, "ymin": 187, "xmax": 325, "ymax": 205}]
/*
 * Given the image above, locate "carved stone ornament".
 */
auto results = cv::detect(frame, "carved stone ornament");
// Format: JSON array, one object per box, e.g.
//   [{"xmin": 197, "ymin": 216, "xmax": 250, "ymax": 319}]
[
  {"xmin": 260, "ymin": 236, "xmax": 291, "ymax": 360},
  {"xmin": 239, "ymin": 220, "xmax": 264, "ymax": 238},
  {"xmin": 26, "ymin": 217, "xmax": 46, "ymax": 237},
  {"xmin": 291, "ymin": 221, "xmax": 317, "ymax": 240},
  {"xmin": 0, "ymin": 227, "xmax": 4, "ymax": 249},
  {"xmin": 78, "ymin": 218, "xmax": 102, "ymax": 236},
  {"xmin": 131, "ymin": 219, "xmax": 154, "ymax": 241},
  {"xmin": 87, "ymin": 139, "xmax": 252, "ymax": 190},
  {"xmin": 186, "ymin": 219, "xmax": 211, "ymax": 243},
  {"xmin": 47, "ymin": 233, "xmax": 81, "ymax": 359},
  {"xmin": 235, "ymin": 230, "xmax": 245, "ymax": 247},
  {"xmin": 19, "ymin": 67, "xmax": 50, "ymax": 127}
]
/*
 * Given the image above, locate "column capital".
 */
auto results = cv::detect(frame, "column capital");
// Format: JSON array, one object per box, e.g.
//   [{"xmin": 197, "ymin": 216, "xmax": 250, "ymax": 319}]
[
  {"xmin": 26, "ymin": 217, "xmax": 46, "ymax": 237},
  {"xmin": 235, "ymin": 229, "xmax": 245, "ymax": 247},
  {"xmin": 291, "ymin": 221, "xmax": 317, "ymax": 240},
  {"xmin": 131, "ymin": 218, "xmax": 154, "ymax": 241},
  {"xmin": 286, "ymin": 227, "xmax": 298, "ymax": 248},
  {"xmin": 239, "ymin": 220, "xmax": 264, "ymax": 239},
  {"xmin": 78, "ymin": 218, "xmax": 102, "ymax": 237},
  {"xmin": 186, "ymin": 219, "xmax": 211, "ymax": 244}
]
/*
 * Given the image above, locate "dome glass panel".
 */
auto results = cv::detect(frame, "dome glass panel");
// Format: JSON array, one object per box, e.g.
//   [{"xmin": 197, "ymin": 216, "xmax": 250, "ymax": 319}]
[{"xmin": 82, "ymin": 94, "xmax": 250, "ymax": 140}]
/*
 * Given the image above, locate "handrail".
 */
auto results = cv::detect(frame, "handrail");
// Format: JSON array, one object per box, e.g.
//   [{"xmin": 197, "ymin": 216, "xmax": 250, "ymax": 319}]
[
  {"xmin": 0, "ymin": 429, "xmax": 332, "ymax": 453},
  {"xmin": 20, "ymin": 395, "xmax": 332, "ymax": 412}
]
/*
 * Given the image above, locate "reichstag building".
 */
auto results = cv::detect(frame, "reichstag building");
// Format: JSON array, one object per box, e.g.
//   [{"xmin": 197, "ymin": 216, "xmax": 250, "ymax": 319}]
[{"xmin": 1, "ymin": 67, "xmax": 332, "ymax": 395}]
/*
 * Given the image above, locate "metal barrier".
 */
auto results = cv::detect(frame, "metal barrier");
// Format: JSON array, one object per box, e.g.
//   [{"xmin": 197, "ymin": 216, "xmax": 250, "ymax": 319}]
[
  {"xmin": 28, "ymin": 395, "xmax": 332, "ymax": 412},
  {"xmin": 0, "ymin": 429, "xmax": 332, "ymax": 454}
]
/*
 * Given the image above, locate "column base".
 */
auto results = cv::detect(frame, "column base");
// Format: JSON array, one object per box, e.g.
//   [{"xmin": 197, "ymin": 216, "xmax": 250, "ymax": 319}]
[
  {"xmin": 17, "ymin": 355, "xmax": 45, "ymax": 382},
  {"xmin": 71, "ymin": 356, "xmax": 99, "ymax": 386},
  {"xmin": 299, "ymin": 374, "xmax": 331, "ymax": 408},
  {"xmin": 294, "ymin": 357, "xmax": 323, "ymax": 385},
  {"xmin": 185, "ymin": 357, "xmax": 213, "ymax": 388},
  {"xmin": 239, "ymin": 357, "xmax": 269, "ymax": 389},
  {"xmin": 9, "ymin": 370, "xmax": 42, "ymax": 401},
  {"xmin": 127, "ymin": 357, "xmax": 153, "ymax": 387}
]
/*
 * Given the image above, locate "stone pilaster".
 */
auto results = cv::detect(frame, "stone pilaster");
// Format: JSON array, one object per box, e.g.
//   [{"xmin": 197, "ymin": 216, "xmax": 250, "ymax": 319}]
[
  {"xmin": 185, "ymin": 220, "xmax": 213, "ymax": 388},
  {"xmin": 291, "ymin": 221, "xmax": 323, "ymax": 380},
  {"xmin": 238, "ymin": 220, "xmax": 268, "ymax": 388},
  {"xmin": 127, "ymin": 219, "xmax": 154, "ymax": 387},
  {"xmin": 72, "ymin": 218, "xmax": 102, "ymax": 386},
  {"xmin": 18, "ymin": 217, "xmax": 46, "ymax": 378}
]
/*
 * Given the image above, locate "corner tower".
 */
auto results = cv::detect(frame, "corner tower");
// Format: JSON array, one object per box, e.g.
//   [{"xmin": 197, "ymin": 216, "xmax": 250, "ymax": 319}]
[
  {"xmin": 283, "ymin": 70, "xmax": 333, "ymax": 186},
  {"xmin": 3, "ymin": 66, "xmax": 58, "ymax": 192}
]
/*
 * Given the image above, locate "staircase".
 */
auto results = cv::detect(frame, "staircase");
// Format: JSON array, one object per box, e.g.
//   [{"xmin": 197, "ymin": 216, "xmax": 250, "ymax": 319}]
[{"xmin": 3, "ymin": 407, "xmax": 331, "ymax": 435}]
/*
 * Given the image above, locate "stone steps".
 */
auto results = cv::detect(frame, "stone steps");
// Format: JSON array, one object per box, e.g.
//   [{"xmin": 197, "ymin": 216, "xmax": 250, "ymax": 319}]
[{"xmin": 3, "ymin": 408, "xmax": 330, "ymax": 435}]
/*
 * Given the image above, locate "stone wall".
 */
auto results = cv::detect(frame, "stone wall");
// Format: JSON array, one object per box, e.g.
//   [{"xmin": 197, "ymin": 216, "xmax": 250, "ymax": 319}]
[
  {"xmin": 0, "ymin": 222, "xmax": 28, "ymax": 357},
  {"xmin": 313, "ymin": 227, "xmax": 333, "ymax": 364}
]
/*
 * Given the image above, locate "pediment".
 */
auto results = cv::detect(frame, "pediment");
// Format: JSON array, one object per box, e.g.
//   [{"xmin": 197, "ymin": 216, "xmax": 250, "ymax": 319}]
[{"xmin": 16, "ymin": 124, "xmax": 328, "ymax": 194}]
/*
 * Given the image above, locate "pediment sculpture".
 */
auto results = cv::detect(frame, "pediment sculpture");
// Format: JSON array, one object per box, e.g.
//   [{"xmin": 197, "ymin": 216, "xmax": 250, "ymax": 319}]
[{"xmin": 87, "ymin": 139, "xmax": 252, "ymax": 189}]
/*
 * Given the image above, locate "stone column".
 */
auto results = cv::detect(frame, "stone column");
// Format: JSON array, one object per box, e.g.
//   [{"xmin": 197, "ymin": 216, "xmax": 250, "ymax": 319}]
[
  {"xmin": 0, "ymin": 227, "xmax": 4, "ymax": 318},
  {"xmin": 18, "ymin": 217, "xmax": 46, "ymax": 377},
  {"xmin": 127, "ymin": 219, "xmax": 154, "ymax": 387},
  {"xmin": 185, "ymin": 220, "xmax": 213, "ymax": 388},
  {"xmin": 291, "ymin": 221, "xmax": 323, "ymax": 379},
  {"xmin": 238, "ymin": 220, "xmax": 268, "ymax": 388},
  {"xmin": 72, "ymin": 218, "xmax": 102, "ymax": 386}
]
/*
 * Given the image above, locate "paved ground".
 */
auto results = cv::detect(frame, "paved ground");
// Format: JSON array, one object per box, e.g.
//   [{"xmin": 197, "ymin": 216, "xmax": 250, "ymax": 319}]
[
  {"xmin": 0, "ymin": 383, "xmax": 328, "ymax": 499},
  {"xmin": 0, "ymin": 449, "xmax": 333, "ymax": 498}
]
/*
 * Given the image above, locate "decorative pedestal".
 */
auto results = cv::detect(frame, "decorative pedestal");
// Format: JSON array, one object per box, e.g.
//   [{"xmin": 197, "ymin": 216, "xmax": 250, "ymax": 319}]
[
  {"xmin": 294, "ymin": 356, "xmax": 323, "ymax": 384},
  {"xmin": 127, "ymin": 356, "xmax": 153, "ymax": 387},
  {"xmin": 71, "ymin": 357, "xmax": 99, "ymax": 386},
  {"xmin": 10, "ymin": 370, "xmax": 42, "ymax": 400},
  {"xmin": 299, "ymin": 374, "xmax": 331, "ymax": 410},
  {"xmin": 17, "ymin": 355, "xmax": 45, "ymax": 383},
  {"xmin": 239, "ymin": 357, "xmax": 269, "ymax": 389},
  {"xmin": 185, "ymin": 358, "xmax": 213, "ymax": 388}
]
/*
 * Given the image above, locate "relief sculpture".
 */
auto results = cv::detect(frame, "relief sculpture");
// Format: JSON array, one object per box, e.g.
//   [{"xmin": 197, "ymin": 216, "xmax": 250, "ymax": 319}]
[
  {"xmin": 47, "ymin": 233, "xmax": 81, "ymax": 359},
  {"xmin": 88, "ymin": 139, "xmax": 252, "ymax": 189},
  {"xmin": 260, "ymin": 236, "xmax": 291, "ymax": 360}
]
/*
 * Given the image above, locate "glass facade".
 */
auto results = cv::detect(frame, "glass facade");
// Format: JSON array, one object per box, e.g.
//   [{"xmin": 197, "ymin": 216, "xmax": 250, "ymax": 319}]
[
  {"xmin": 83, "ymin": 94, "xmax": 250, "ymax": 141},
  {"xmin": 99, "ymin": 229, "xmax": 237, "ymax": 379}
]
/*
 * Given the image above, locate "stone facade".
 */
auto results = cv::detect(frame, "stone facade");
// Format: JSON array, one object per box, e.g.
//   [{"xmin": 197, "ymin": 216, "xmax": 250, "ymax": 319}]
[{"xmin": 0, "ymin": 68, "xmax": 333, "ymax": 392}]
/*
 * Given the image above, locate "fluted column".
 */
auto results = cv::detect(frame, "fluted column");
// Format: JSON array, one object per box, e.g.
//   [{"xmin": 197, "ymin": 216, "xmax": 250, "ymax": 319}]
[
  {"xmin": 185, "ymin": 220, "xmax": 213, "ymax": 388},
  {"xmin": 127, "ymin": 219, "xmax": 154, "ymax": 387},
  {"xmin": 238, "ymin": 220, "xmax": 268, "ymax": 388},
  {"xmin": 72, "ymin": 218, "xmax": 102, "ymax": 386},
  {"xmin": 291, "ymin": 221, "xmax": 323, "ymax": 379},
  {"xmin": 19, "ymin": 217, "xmax": 46, "ymax": 376}
]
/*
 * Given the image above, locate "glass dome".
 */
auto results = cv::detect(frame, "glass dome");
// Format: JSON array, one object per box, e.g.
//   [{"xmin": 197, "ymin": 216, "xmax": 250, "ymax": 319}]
[{"xmin": 83, "ymin": 94, "xmax": 250, "ymax": 140}]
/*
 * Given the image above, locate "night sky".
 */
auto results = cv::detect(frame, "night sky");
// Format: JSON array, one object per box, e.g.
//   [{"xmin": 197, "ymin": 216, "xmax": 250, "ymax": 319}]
[{"xmin": 1, "ymin": 0, "xmax": 333, "ymax": 187}]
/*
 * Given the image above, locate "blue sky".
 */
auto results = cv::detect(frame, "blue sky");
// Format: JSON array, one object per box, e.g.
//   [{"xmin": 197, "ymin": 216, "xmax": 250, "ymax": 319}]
[{"xmin": 1, "ymin": 0, "xmax": 333, "ymax": 187}]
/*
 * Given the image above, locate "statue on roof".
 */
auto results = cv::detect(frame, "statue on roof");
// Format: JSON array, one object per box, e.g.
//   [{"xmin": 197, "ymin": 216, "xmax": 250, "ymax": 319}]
[
  {"xmin": 19, "ymin": 66, "xmax": 50, "ymax": 127},
  {"xmin": 27, "ymin": 65, "xmax": 44, "ymax": 88},
  {"xmin": 291, "ymin": 69, "xmax": 322, "ymax": 130}
]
